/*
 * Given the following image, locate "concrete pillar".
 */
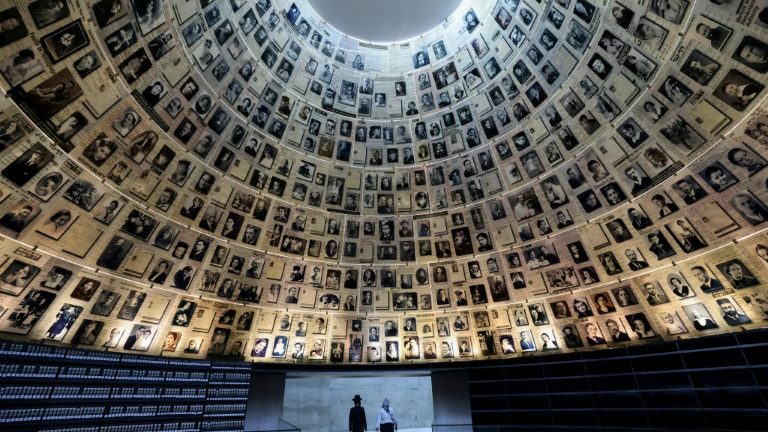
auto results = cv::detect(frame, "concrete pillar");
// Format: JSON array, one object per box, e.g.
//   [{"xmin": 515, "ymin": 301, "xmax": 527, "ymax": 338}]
[
  {"xmin": 431, "ymin": 371, "xmax": 472, "ymax": 431},
  {"xmin": 245, "ymin": 372, "xmax": 286, "ymax": 431}
]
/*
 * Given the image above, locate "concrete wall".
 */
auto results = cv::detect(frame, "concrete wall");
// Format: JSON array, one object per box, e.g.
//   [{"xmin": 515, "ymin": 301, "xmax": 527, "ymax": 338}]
[{"xmin": 282, "ymin": 375, "xmax": 433, "ymax": 432}]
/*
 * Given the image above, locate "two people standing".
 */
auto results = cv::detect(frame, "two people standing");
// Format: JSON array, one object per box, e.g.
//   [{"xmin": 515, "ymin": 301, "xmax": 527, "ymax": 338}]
[{"xmin": 349, "ymin": 395, "xmax": 397, "ymax": 432}]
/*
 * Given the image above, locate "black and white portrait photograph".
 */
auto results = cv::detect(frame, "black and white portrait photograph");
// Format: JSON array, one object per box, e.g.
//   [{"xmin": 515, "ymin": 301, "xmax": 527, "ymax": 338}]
[
  {"xmin": 0, "ymin": 260, "xmax": 40, "ymax": 296},
  {"xmin": 518, "ymin": 5, "xmax": 537, "ymax": 28},
  {"xmin": 39, "ymin": 266, "xmax": 73, "ymax": 292},
  {"xmin": 433, "ymin": 40, "xmax": 447, "ymax": 59},
  {"xmin": 587, "ymin": 53, "xmax": 612, "ymax": 80},
  {"xmin": 36, "ymin": 207, "xmax": 77, "ymax": 240},
  {"xmin": 148, "ymin": 30, "xmax": 174, "ymax": 59},
  {"xmin": 698, "ymin": 161, "xmax": 738, "ymax": 193},
  {"xmin": 92, "ymin": 0, "xmax": 128, "ymax": 28},
  {"xmin": 0, "ymin": 199, "xmax": 40, "ymax": 237},
  {"xmin": 658, "ymin": 75, "xmax": 693, "ymax": 107},
  {"xmin": 726, "ymin": 145, "xmax": 767, "ymax": 176},
  {"xmin": 713, "ymin": 69, "xmax": 765, "ymax": 112},
  {"xmin": 28, "ymin": 0, "xmax": 70, "ymax": 29},
  {"xmin": 680, "ymin": 49, "xmax": 720, "ymax": 85},
  {"xmin": 648, "ymin": 0, "xmax": 688, "ymax": 24},
  {"xmin": 525, "ymin": 81, "xmax": 547, "ymax": 108},
  {"xmin": 82, "ymin": 134, "xmax": 118, "ymax": 167},
  {"xmin": 120, "ymin": 209, "xmax": 158, "ymax": 241},
  {"xmin": 123, "ymin": 324, "xmax": 156, "ymax": 351},
  {"xmin": 94, "ymin": 235, "xmax": 132, "ymax": 271},
  {"xmin": 0, "ymin": 7, "xmax": 28, "ymax": 48},
  {"xmin": 131, "ymin": 0, "xmax": 166, "ymax": 35},
  {"xmin": 732, "ymin": 36, "xmax": 768, "ymax": 73},
  {"xmin": 717, "ymin": 259, "xmax": 760, "ymax": 289},
  {"xmin": 665, "ymin": 218, "xmax": 707, "ymax": 253},
  {"xmin": 617, "ymin": 118, "xmax": 648, "ymax": 149},
  {"xmin": 495, "ymin": 5, "xmax": 512, "ymax": 29},
  {"xmin": 72, "ymin": 50, "xmax": 102, "ymax": 78},
  {"xmin": 71, "ymin": 320, "xmax": 104, "ymax": 346},
  {"xmin": 731, "ymin": 192, "xmax": 768, "ymax": 226},
  {"xmin": 0, "ymin": 48, "xmax": 44, "ymax": 87},
  {"xmin": 659, "ymin": 116, "xmax": 706, "ymax": 153},
  {"xmin": 1, "ymin": 289, "xmax": 55, "ymax": 333},
  {"xmin": 41, "ymin": 20, "xmax": 89, "ymax": 63},
  {"xmin": 573, "ymin": 0, "xmax": 596, "ymax": 23},
  {"xmin": 181, "ymin": 17, "xmax": 206, "ymax": 46},
  {"xmin": 634, "ymin": 17, "xmax": 668, "ymax": 50},
  {"xmin": 12, "ymin": 68, "xmax": 83, "ymax": 121},
  {"xmin": 623, "ymin": 49, "xmax": 656, "ymax": 81},
  {"xmin": 413, "ymin": 49, "xmax": 430, "ymax": 68}
]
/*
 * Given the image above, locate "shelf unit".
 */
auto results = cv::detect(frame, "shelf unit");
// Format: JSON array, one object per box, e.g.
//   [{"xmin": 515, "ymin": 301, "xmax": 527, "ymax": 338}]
[
  {"xmin": 0, "ymin": 340, "xmax": 250, "ymax": 432},
  {"xmin": 465, "ymin": 331, "xmax": 768, "ymax": 431}
]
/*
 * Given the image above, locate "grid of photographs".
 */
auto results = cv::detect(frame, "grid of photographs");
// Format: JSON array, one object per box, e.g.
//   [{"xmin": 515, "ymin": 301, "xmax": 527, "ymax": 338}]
[{"xmin": 0, "ymin": 0, "xmax": 764, "ymax": 364}]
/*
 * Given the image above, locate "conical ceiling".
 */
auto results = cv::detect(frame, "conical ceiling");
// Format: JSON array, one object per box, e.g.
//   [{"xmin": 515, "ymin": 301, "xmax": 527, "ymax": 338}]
[{"xmin": 0, "ymin": 0, "xmax": 764, "ymax": 363}]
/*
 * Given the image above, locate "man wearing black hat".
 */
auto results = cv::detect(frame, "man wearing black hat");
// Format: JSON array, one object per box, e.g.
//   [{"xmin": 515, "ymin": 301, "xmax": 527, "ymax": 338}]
[{"xmin": 349, "ymin": 394, "xmax": 367, "ymax": 432}]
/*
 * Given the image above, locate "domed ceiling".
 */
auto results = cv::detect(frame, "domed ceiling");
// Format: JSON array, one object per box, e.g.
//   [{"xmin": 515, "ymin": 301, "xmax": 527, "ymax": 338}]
[
  {"xmin": 0, "ymin": 0, "xmax": 765, "ymax": 363},
  {"xmin": 308, "ymin": 0, "xmax": 464, "ymax": 43}
]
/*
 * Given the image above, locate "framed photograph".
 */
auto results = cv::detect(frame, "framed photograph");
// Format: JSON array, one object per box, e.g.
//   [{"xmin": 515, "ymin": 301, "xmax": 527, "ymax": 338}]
[
  {"xmin": 658, "ymin": 76, "xmax": 692, "ymax": 107},
  {"xmin": 682, "ymin": 303, "xmax": 719, "ymax": 331},
  {"xmin": 659, "ymin": 116, "xmax": 706, "ymax": 153},
  {"xmin": 131, "ymin": 0, "xmax": 166, "ymax": 35},
  {"xmin": 40, "ymin": 20, "xmax": 89, "ymax": 63},
  {"xmin": 665, "ymin": 217, "xmax": 707, "ymax": 253},
  {"xmin": 0, "ymin": 260, "xmax": 40, "ymax": 296},
  {"xmin": 713, "ymin": 69, "xmax": 765, "ymax": 112},
  {"xmin": 0, "ymin": 199, "xmax": 41, "ymax": 236},
  {"xmin": 89, "ymin": 290, "xmax": 120, "ymax": 317},
  {"xmin": 120, "ymin": 209, "xmax": 157, "ymax": 241},
  {"xmin": 680, "ymin": 49, "xmax": 720, "ymax": 85},
  {"xmin": 148, "ymin": 31, "xmax": 175, "ymax": 60},
  {"xmin": 45, "ymin": 303, "xmax": 83, "ymax": 341},
  {"xmin": 119, "ymin": 48, "xmax": 152, "ymax": 84},
  {"xmin": 690, "ymin": 15, "xmax": 731, "ymax": 51},
  {"xmin": 93, "ymin": 198, "xmax": 123, "ymax": 225},
  {"xmin": 731, "ymin": 192, "xmax": 768, "ymax": 226},
  {"xmin": 717, "ymin": 259, "xmax": 760, "ymax": 289},
  {"xmin": 36, "ymin": 207, "xmax": 77, "ymax": 240},
  {"xmin": 587, "ymin": 53, "xmax": 612, "ymax": 80},
  {"xmin": 732, "ymin": 36, "xmax": 768, "ymax": 73},
  {"xmin": 72, "ymin": 50, "xmax": 102, "ymax": 78},
  {"xmin": 71, "ymin": 319, "xmax": 104, "ymax": 345},
  {"xmin": 609, "ymin": 286, "xmax": 637, "ymax": 308},
  {"xmin": 70, "ymin": 277, "xmax": 101, "ymax": 302},
  {"xmin": 1, "ymin": 289, "xmax": 56, "ymax": 334},
  {"xmin": 2, "ymin": 143, "xmax": 55, "ymax": 187},
  {"xmin": 92, "ymin": 0, "xmax": 128, "ymax": 28},
  {"xmin": 112, "ymin": 108, "xmax": 141, "ymax": 138},
  {"xmin": 698, "ymin": 161, "xmax": 738, "ymax": 192},
  {"xmin": 648, "ymin": 0, "xmax": 687, "ymax": 24},
  {"xmin": 634, "ymin": 17, "xmax": 667, "ymax": 50},
  {"xmin": 0, "ymin": 48, "xmax": 45, "ymax": 87},
  {"xmin": 0, "ymin": 7, "xmax": 28, "ymax": 48},
  {"xmin": 39, "ymin": 266, "xmax": 73, "ymax": 291},
  {"xmin": 123, "ymin": 323, "xmax": 156, "ymax": 351},
  {"xmin": 29, "ymin": 0, "xmax": 71, "ymax": 29},
  {"xmin": 12, "ymin": 68, "xmax": 83, "ymax": 121},
  {"xmin": 82, "ymin": 133, "xmax": 118, "ymax": 167}
]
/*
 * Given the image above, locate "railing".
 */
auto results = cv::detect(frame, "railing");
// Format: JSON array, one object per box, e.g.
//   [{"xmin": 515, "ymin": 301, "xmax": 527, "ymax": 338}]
[
  {"xmin": 432, "ymin": 426, "xmax": 742, "ymax": 432},
  {"xmin": 246, "ymin": 418, "xmax": 301, "ymax": 431},
  {"xmin": 432, "ymin": 425, "xmax": 474, "ymax": 432}
]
